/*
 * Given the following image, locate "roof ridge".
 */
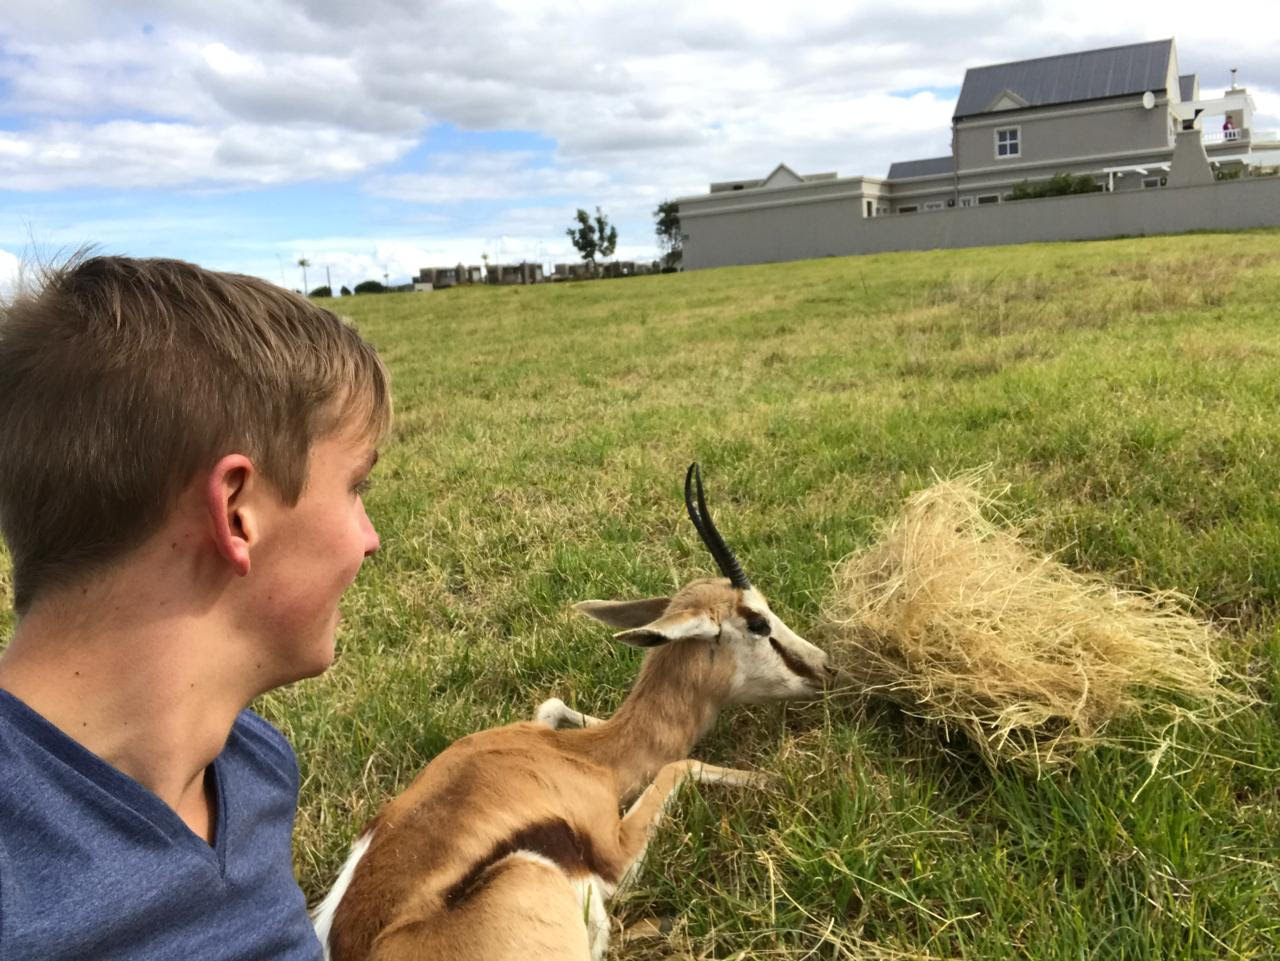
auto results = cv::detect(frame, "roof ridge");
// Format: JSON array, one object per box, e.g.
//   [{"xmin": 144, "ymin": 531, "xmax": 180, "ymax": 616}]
[{"xmin": 964, "ymin": 37, "xmax": 1171, "ymax": 75}]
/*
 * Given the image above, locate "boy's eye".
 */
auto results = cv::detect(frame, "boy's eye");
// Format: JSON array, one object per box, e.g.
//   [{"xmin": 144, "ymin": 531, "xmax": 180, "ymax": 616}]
[
  {"xmin": 354, "ymin": 477, "xmax": 373, "ymax": 496},
  {"xmin": 745, "ymin": 614, "xmax": 770, "ymax": 636}
]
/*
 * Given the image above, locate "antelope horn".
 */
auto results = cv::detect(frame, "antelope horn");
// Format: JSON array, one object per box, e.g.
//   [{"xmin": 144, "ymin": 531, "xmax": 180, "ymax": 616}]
[{"xmin": 684, "ymin": 463, "xmax": 751, "ymax": 590}]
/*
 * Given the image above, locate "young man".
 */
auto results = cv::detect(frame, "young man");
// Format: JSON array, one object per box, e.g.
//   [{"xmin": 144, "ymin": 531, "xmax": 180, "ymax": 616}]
[{"xmin": 0, "ymin": 255, "xmax": 390, "ymax": 959}]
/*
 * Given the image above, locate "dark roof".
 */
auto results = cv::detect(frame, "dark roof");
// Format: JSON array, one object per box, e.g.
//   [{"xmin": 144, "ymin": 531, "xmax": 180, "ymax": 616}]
[
  {"xmin": 953, "ymin": 39, "xmax": 1174, "ymax": 119},
  {"xmin": 887, "ymin": 155, "xmax": 955, "ymax": 180},
  {"xmin": 1179, "ymin": 73, "xmax": 1197, "ymax": 101}
]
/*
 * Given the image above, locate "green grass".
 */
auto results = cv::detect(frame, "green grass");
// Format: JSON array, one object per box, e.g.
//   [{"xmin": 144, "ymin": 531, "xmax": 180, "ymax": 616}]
[{"xmin": 3, "ymin": 231, "xmax": 1279, "ymax": 958}]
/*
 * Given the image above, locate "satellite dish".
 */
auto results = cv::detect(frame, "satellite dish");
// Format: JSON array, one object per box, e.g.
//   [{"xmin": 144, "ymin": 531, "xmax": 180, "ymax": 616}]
[{"xmin": 1142, "ymin": 91, "xmax": 1156, "ymax": 110}]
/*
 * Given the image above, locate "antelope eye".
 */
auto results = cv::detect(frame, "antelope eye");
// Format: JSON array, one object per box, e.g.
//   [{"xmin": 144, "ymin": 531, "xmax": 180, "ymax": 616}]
[{"xmin": 745, "ymin": 614, "xmax": 770, "ymax": 636}]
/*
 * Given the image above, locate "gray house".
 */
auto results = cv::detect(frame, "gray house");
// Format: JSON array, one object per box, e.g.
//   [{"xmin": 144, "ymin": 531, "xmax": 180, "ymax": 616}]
[
  {"xmin": 677, "ymin": 39, "xmax": 1280, "ymax": 269},
  {"xmin": 886, "ymin": 38, "xmax": 1270, "ymax": 210}
]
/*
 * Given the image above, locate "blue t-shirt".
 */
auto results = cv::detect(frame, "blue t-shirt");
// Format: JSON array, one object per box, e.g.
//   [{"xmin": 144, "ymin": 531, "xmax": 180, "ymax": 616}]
[{"xmin": 0, "ymin": 690, "xmax": 322, "ymax": 960}]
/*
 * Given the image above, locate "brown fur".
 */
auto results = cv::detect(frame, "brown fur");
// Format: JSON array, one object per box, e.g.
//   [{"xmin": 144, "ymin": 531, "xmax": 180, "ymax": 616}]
[
  {"xmin": 327, "ymin": 577, "xmax": 828, "ymax": 960},
  {"xmin": 329, "ymin": 584, "xmax": 741, "ymax": 961}
]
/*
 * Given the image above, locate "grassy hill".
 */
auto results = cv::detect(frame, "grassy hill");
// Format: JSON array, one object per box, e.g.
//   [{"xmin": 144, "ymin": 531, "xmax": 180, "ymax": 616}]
[{"xmin": 4, "ymin": 231, "xmax": 1279, "ymax": 958}]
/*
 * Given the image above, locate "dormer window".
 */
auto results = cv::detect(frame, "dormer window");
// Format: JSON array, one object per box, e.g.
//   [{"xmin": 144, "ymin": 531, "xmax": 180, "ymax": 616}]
[{"xmin": 995, "ymin": 126, "xmax": 1020, "ymax": 158}]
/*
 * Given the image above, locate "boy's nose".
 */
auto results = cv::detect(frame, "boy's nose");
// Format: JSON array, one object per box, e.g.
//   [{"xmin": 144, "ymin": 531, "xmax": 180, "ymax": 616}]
[{"xmin": 361, "ymin": 507, "xmax": 380, "ymax": 557}]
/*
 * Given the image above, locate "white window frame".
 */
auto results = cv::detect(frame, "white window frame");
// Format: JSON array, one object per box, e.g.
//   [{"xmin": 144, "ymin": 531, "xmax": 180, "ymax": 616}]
[
  {"xmin": 995, "ymin": 126, "xmax": 1021, "ymax": 159},
  {"xmin": 1142, "ymin": 177, "xmax": 1161, "ymax": 189},
  {"xmin": 923, "ymin": 201, "xmax": 945, "ymax": 211},
  {"xmin": 897, "ymin": 205, "xmax": 918, "ymax": 214},
  {"xmin": 959, "ymin": 196, "xmax": 975, "ymax": 207},
  {"xmin": 976, "ymin": 194, "xmax": 1000, "ymax": 205}
]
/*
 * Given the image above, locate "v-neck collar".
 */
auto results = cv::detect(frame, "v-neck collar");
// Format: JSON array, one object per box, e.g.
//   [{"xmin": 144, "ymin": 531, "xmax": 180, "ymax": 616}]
[{"xmin": 0, "ymin": 689, "xmax": 232, "ymax": 877}]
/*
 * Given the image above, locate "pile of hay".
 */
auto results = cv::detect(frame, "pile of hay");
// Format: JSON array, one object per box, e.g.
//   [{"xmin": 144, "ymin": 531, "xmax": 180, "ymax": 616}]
[{"xmin": 824, "ymin": 472, "xmax": 1235, "ymax": 770}]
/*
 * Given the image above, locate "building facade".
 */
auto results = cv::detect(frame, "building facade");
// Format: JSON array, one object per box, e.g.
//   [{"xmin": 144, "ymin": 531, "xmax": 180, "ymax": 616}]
[{"xmin": 678, "ymin": 39, "xmax": 1280, "ymax": 269}]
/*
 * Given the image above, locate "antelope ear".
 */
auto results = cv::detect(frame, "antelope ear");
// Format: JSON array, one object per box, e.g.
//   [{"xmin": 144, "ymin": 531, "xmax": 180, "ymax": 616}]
[
  {"xmin": 573, "ymin": 598, "xmax": 672, "ymax": 630},
  {"xmin": 613, "ymin": 610, "xmax": 719, "ymax": 648}
]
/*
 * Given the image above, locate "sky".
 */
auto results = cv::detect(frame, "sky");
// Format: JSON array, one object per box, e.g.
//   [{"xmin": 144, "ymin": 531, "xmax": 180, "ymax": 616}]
[{"xmin": 1, "ymin": 1, "xmax": 1277, "ymax": 294}]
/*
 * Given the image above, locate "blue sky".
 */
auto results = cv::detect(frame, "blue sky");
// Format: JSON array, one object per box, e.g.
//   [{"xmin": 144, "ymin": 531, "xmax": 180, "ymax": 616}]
[{"xmin": 2, "ymin": 2, "xmax": 1277, "ymax": 293}]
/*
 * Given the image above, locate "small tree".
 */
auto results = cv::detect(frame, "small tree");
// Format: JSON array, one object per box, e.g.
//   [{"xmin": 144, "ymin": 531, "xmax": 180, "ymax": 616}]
[
  {"xmin": 339, "ymin": 285, "xmax": 352, "ymax": 296},
  {"xmin": 353, "ymin": 279, "xmax": 386, "ymax": 294},
  {"xmin": 566, "ymin": 207, "xmax": 617, "ymax": 269},
  {"xmin": 654, "ymin": 200, "xmax": 681, "ymax": 269},
  {"xmin": 309, "ymin": 285, "xmax": 332, "ymax": 298},
  {"xmin": 297, "ymin": 257, "xmax": 311, "ymax": 293},
  {"xmin": 1008, "ymin": 172, "xmax": 1103, "ymax": 201}
]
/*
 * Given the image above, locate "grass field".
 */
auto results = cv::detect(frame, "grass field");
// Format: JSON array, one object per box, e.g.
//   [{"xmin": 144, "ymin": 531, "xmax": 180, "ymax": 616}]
[{"xmin": 3, "ymin": 231, "xmax": 1280, "ymax": 958}]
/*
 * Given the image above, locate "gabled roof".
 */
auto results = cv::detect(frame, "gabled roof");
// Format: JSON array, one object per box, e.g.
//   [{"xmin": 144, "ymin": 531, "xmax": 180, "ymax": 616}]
[
  {"xmin": 887, "ymin": 155, "xmax": 955, "ymax": 180},
  {"xmin": 762, "ymin": 163, "xmax": 804, "ymax": 187},
  {"xmin": 985, "ymin": 88, "xmax": 1030, "ymax": 112},
  {"xmin": 709, "ymin": 165, "xmax": 838, "ymax": 193},
  {"xmin": 953, "ymin": 39, "xmax": 1174, "ymax": 120}
]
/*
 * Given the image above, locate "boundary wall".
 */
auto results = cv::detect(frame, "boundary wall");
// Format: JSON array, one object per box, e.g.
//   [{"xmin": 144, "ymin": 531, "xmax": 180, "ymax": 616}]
[{"xmin": 681, "ymin": 177, "xmax": 1280, "ymax": 269}]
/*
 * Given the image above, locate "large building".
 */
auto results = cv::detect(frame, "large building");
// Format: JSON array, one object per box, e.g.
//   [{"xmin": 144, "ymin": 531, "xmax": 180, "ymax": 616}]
[{"xmin": 678, "ymin": 39, "xmax": 1280, "ymax": 269}]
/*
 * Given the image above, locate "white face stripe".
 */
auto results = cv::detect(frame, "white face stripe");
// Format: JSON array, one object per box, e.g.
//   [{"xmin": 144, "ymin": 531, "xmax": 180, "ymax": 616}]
[
  {"xmin": 724, "ymin": 594, "xmax": 829, "ymax": 702},
  {"xmin": 311, "ymin": 829, "xmax": 375, "ymax": 959}
]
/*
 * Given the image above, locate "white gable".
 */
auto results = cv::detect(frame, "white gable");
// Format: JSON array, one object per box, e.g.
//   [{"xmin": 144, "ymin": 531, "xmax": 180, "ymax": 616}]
[
  {"xmin": 986, "ymin": 89, "xmax": 1029, "ymax": 112},
  {"xmin": 762, "ymin": 163, "xmax": 804, "ymax": 188}
]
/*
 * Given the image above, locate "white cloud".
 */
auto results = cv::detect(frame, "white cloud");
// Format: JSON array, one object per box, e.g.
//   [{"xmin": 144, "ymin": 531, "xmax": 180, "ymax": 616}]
[
  {"xmin": 366, "ymin": 151, "xmax": 610, "ymax": 204},
  {"xmin": 2, "ymin": 0, "xmax": 1279, "ymax": 268},
  {"xmin": 0, "ymin": 248, "xmax": 21, "ymax": 299},
  {"xmin": 5, "ymin": 1, "xmax": 1278, "ymax": 188},
  {"xmin": 0, "ymin": 120, "xmax": 414, "ymax": 190}
]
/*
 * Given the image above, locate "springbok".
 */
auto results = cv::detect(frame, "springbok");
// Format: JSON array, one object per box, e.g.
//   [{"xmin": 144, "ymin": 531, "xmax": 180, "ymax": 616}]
[{"xmin": 313, "ymin": 464, "xmax": 832, "ymax": 961}]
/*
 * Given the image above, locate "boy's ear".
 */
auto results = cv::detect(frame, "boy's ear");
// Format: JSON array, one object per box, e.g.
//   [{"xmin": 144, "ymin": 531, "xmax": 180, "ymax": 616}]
[{"xmin": 206, "ymin": 454, "xmax": 257, "ymax": 577}]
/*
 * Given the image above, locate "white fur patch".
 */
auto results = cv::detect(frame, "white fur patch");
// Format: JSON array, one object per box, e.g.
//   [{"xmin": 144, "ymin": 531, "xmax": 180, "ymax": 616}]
[
  {"xmin": 311, "ymin": 829, "xmax": 374, "ymax": 960},
  {"xmin": 535, "ymin": 697, "xmax": 569, "ymax": 727},
  {"xmin": 568, "ymin": 871, "xmax": 614, "ymax": 961},
  {"xmin": 490, "ymin": 852, "xmax": 614, "ymax": 961}
]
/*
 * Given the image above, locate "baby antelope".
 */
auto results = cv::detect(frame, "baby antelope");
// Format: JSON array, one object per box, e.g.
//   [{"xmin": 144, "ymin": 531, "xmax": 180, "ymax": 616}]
[{"xmin": 314, "ymin": 464, "xmax": 831, "ymax": 960}]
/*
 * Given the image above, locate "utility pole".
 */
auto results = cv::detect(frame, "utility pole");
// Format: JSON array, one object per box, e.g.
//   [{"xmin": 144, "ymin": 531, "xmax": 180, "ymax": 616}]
[{"xmin": 325, "ymin": 264, "xmax": 332, "ymax": 294}]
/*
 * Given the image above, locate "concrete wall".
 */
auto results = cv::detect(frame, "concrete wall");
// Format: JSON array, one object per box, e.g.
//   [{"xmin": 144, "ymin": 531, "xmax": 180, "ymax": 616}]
[
  {"xmin": 683, "ymin": 175, "xmax": 1280, "ymax": 269},
  {"xmin": 886, "ymin": 176, "xmax": 955, "ymax": 211},
  {"xmin": 683, "ymin": 193, "xmax": 868, "ymax": 266},
  {"xmin": 955, "ymin": 98, "xmax": 1173, "ymax": 177},
  {"xmin": 679, "ymin": 175, "xmax": 885, "ymax": 217}
]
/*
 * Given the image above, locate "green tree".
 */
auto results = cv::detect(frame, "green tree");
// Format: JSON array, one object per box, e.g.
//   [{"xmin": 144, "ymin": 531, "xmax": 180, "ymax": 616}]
[
  {"xmin": 296, "ymin": 257, "xmax": 311, "ymax": 294},
  {"xmin": 654, "ymin": 200, "xmax": 682, "ymax": 269},
  {"xmin": 1008, "ymin": 172, "xmax": 1103, "ymax": 201},
  {"xmin": 565, "ymin": 207, "xmax": 618, "ymax": 269},
  {"xmin": 339, "ymin": 285, "xmax": 352, "ymax": 296},
  {"xmin": 308, "ymin": 285, "xmax": 332, "ymax": 298},
  {"xmin": 353, "ymin": 279, "xmax": 386, "ymax": 294}
]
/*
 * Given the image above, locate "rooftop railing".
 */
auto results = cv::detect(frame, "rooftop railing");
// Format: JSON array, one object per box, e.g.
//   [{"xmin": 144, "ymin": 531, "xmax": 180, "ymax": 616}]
[{"xmin": 1202, "ymin": 127, "xmax": 1248, "ymax": 144}]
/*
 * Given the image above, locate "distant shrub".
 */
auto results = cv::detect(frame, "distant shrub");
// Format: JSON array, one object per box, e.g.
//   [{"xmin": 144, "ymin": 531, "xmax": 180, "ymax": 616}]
[
  {"xmin": 353, "ymin": 280, "xmax": 386, "ymax": 294},
  {"xmin": 308, "ymin": 285, "xmax": 332, "ymax": 298},
  {"xmin": 1008, "ymin": 172, "xmax": 1103, "ymax": 201},
  {"xmin": 340, "ymin": 285, "xmax": 352, "ymax": 296}
]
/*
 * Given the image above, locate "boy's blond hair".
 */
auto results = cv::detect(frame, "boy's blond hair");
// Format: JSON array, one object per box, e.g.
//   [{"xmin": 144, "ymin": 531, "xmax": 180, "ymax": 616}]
[{"xmin": 0, "ymin": 255, "xmax": 391, "ymax": 614}]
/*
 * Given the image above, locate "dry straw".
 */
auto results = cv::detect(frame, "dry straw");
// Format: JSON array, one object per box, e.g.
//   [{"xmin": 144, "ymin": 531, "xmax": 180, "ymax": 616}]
[{"xmin": 823, "ymin": 470, "xmax": 1239, "ymax": 771}]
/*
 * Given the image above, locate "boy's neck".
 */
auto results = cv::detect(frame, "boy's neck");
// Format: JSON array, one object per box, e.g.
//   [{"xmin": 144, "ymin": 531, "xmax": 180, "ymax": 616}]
[{"xmin": 0, "ymin": 554, "xmax": 263, "ymax": 842}]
